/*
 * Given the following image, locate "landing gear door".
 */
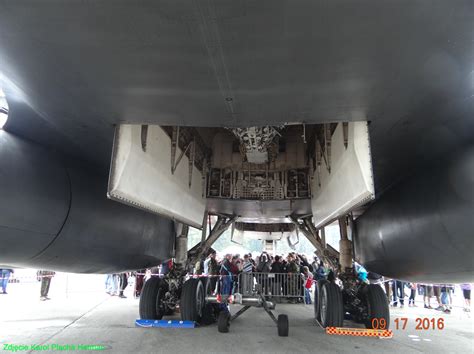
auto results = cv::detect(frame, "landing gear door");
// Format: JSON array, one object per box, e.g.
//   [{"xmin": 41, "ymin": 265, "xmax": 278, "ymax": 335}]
[
  {"xmin": 108, "ymin": 124, "xmax": 206, "ymax": 228},
  {"xmin": 311, "ymin": 122, "xmax": 375, "ymax": 228}
]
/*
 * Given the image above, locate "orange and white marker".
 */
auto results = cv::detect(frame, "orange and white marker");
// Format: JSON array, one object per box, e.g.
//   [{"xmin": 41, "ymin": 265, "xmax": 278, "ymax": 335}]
[{"xmin": 326, "ymin": 327, "xmax": 393, "ymax": 338}]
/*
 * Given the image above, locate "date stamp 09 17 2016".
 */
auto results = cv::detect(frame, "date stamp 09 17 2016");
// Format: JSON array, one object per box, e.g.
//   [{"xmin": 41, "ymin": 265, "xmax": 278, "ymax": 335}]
[{"xmin": 372, "ymin": 317, "xmax": 445, "ymax": 331}]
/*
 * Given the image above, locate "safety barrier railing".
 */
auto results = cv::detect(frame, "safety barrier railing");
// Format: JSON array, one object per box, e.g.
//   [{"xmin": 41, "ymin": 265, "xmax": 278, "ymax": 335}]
[{"xmin": 237, "ymin": 272, "xmax": 305, "ymax": 299}]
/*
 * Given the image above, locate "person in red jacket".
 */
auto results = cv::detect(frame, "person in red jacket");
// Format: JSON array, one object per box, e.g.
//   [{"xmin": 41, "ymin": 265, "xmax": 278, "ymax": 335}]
[{"xmin": 302, "ymin": 266, "xmax": 313, "ymax": 304}]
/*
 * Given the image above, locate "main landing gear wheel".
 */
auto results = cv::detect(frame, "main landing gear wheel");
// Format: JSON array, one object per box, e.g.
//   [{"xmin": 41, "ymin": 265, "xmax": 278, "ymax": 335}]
[
  {"xmin": 200, "ymin": 278, "xmax": 218, "ymax": 325},
  {"xmin": 319, "ymin": 282, "xmax": 344, "ymax": 328},
  {"xmin": 180, "ymin": 278, "xmax": 205, "ymax": 323},
  {"xmin": 217, "ymin": 311, "xmax": 231, "ymax": 333},
  {"xmin": 277, "ymin": 314, "xmax": 289, "ymax": 337},
  {"xmin": 365, "ymin": 284, "xmax": 390, "ymax": 329},
  {"xmin": 139, "ymin": 277, "xmax": 167, "ymax": 320},
  {"xmin": 314, "ymin": 279, "xmax": 328, "ymax": 322}
]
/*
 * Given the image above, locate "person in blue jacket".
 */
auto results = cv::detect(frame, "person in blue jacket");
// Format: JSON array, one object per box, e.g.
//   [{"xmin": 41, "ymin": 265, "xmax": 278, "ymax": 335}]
[
  {"xmin": 314, "ymin": 261, "xmax": 327, "ymax": 281},
  {"xmin": 0, "ymin": 268, "xmax": 13, "ymax": 294}
]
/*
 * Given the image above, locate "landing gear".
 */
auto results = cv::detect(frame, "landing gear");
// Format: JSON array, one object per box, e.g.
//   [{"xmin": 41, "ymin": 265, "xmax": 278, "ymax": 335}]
[
  {"xmin": 180, "ymin": 278, "xmax": 205, "ymax": 323},
  {"xmin": 314, "ymin": 279, "xmax": 327, "ymax": 322},
  {"xmin": 157, "ymin": 281, "xmax": 173, "ymax": 317},
  {"xmin": 313, "ymin": 276, "xmax": 390, "ymax": 330},
  {"xmin": 139, "ymin": 277, "xmax": 168, "ymax": 320},
  {"xmin": 139, "ymin": 276, "xmax": 217, "ymax": 325},
  {"xmin": 200, "ymin": 277, "xmax": 218, "ymax": 325},
  {"xmin": 337, "ymin": 273, "xmax": 391, "ymax": 329},
  {"xmin": 365, "ymin": 284, "xmax": 390, "ymax": 329},
  {"xmin": 319, "ymin": 282, "xmax": 344, "ymax": 328}
]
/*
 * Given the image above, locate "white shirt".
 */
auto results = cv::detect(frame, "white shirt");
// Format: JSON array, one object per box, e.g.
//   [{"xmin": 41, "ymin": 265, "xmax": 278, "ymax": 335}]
[{"xmin": 204, "ymin": 258, "xmax": 211, "ymax": 275}]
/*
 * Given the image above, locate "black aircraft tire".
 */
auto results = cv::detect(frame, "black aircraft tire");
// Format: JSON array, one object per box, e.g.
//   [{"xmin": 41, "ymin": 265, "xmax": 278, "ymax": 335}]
[
  {"xmin": 320, "ymin": 282, "xmax": 344, "ymax": 328},
  {"xmin": 217, "ymin": 311, "xmax": 230, "ymax": 333},
  {"xmin": 365, "ymin": 284, "xmax": 390, "ymax": 329},
  {"xmin": 200, "ymin": 278, "xmax": 217, "ymax": 325},
  {"xmin": 314, "ymin": 279, "xmax": 328, "ymax": 322},
  {"xmin": 139, "ymin": 277, "xmax": 162, "ymax": 320},
  {"xmin": 180, "ymin": 278, "xmax": 205, "ymax": 323},
  {"xmin": 277, "ymin": 314, "xmax": 289, "ymax": 337}
]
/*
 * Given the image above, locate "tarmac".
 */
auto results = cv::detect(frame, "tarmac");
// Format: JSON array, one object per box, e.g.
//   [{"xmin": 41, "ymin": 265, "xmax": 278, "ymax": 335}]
[{"xmin": 0, "ymin": 272, "xmax": 473, "ymax": 353}]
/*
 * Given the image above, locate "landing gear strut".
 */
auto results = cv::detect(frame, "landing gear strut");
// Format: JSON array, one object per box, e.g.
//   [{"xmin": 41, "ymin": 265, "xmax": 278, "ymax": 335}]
[{"xmin": 309, "ymin": 216, "xmax": 389, "ymax": 329}]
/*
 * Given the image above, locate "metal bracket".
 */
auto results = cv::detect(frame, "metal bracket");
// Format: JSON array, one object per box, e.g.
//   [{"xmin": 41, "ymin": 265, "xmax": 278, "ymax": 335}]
[
  {"xmin": 289, "ymin": 215, "xmax": 339, "ymax": 267},
  {"xmin": 289, "ymin": 227, "xmax": 299, "ymax": 248},
  {"xmin": 141, "ymin": 125, "xmax": 148, "ymax": 152},
  {"xmin": 188, "ymin": 139, "xmax": 195, "ymax": 188},
  {"xmin": 174, "ymin": 222, "xmax": 189, "ymax": 266},
  {"xmin": 201, "ymin": 211, "xmax": 209, "ymax": 243},
  {"xmin": 201, "ymin": 157, "xmax": 208, "ymax": 198},
  {"xmin": 323, "ymin": 123, "xmax": 332, "ymax": 173},
  {"xmin": 320, "ymin": 226, "xmax": 326, "ymax": 249},
  {"xmin": 315, "ymin": 140, "xmax": 322, "ymax": 187},
  {"xmin": 170, "ymin": 125, "xmax": 196, "ymax": 187},
  {"xmin": 171, "ymin": 126, "xmax": 179, "ymax": 173},
  {"xmin": 342, "ymin": 122, "xmax": 349, "ymax": 149},
  {"xmin": 202, "ymin": 215, "xmax": 237, "ymax": 250},
  {"xmin": 172, "ymin": 141, "xmax": 193, "ymax": 174},
  {"xmin": 187, "ymin": 215, "xmax": 237, "ymax": 268}
]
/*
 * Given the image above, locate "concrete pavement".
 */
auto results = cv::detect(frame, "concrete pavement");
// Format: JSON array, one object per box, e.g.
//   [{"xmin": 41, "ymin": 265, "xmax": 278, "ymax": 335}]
[{"xmin": 0, "ymin": 274, "xmax": 472, "ymax": 353}]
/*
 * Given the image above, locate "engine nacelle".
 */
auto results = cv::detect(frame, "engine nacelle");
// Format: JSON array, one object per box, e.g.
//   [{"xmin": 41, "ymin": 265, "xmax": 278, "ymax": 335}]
[
  {"xmin": 0, "ymin": 131, "xmax": 175, "ymax": 273},
  {"xmin": 355, "ymin": 147, "xmax": 474, "ymax": 283}
]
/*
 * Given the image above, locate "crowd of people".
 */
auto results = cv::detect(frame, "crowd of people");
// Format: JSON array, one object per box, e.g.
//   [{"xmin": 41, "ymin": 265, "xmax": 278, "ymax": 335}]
[
  {"xmin": 1, "ymin": 268, "xmax": 133, "ymax": 300},
  {"xmin": 0, "ymin": 268, "xmax": 55, "ymax": 300},
  {"xmin": 1, "ymin": 263, "xmax": 472, "ymax": 314},
  {"xmin": 104, "ymin": 272, "xmax": 130, "ymax": 298},
  {"xmin": 110, "ymin": 252, "xmax": 472, "ymax": 312},
  {"xmin": 193, "ymin": 251, "xmax": 329, "ymax": 304},
  {"xmin": 118, "ymin": 251, "xmax": 328, "ymax": 304},
  {"xmin": 384, "ymin": 280, "xmax": 472, "ymax": 313}
]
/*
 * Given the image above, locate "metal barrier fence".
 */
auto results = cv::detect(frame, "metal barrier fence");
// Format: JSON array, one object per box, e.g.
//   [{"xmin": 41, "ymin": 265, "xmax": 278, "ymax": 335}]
[{"xmin": 236, "ymin": 272, "xmax": 305, "ymax": 300}]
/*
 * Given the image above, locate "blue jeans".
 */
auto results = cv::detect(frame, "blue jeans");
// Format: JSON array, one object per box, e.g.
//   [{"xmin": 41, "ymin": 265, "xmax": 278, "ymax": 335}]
[
  {"xmin": 392, "ymin": 280, "xmax": 405, "ymax": 305},
  {"xmin": 441, "ymin": 291, "xmax": 448, "ymax": 305},
  {"xmin": 221, "ymin": 276, "xmax": 233, "ymax": 296},
  {"xmin": 1, "ymin": 269, "xmax": 11, "ymax": 292},
  {"xmin": 304, "ymin": 288, "xmax": 312, "ymax": 304},
  {"xmin": 105, "ymin": 274, "xmax": 118, "ymax": 294}
]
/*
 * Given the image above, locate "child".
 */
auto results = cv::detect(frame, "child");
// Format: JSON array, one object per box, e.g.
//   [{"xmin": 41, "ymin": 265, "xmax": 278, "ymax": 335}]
[{"xmin": 302, "ymin": 266, "xmax": 313, "ymax": 305}]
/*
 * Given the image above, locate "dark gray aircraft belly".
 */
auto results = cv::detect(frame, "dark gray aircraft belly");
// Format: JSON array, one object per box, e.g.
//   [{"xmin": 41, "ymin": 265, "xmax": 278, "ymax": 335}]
[
  {"xmin": 0, "ymin": 1, "xmax": 473, "ymax": 281},
  {"xmin": 1, "ymin": 1, "xmax": 473, "ymax": 193}
]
